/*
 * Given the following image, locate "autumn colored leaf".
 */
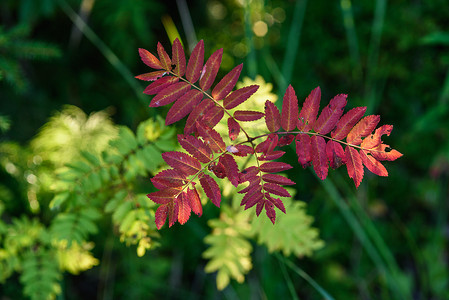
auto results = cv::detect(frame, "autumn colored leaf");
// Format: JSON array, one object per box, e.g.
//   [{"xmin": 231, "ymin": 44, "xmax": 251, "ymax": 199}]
[
  {"xmin": 200, "ymin": 174, "xmax": 221, "ymax": 207},
  {"xmin": 149, "ymin": 81, "xmax": 191, "ymax": 107},
  {"xmin": 260, "ymin": 162, "xmax": 293, "ymax": 173},
  {"xmin": 238, "ymin": 179, "xmax": 261, "ymax": 194},
  {"xmin": 157, "ymin": 42, "xmax": 172, "ymax": 71},
  {"xmin": 135, "ymin": 70, "xmax": 166, "ymax": 81},
  {"xmin": 155, "ymin": 205, "xmax": 169, "ymax": 229},
  {"xmin": 264, "ymin": 201, "xmax": 276, "ymax": 224},
  {"xmin": 165, "ymin": 89, "xmax": 203, "ymax": 125},
  {"xmin": 256, "ymin": 200, "xmax": 265, "ymax": 216},
  {"xmin": 184, "ymin": 98, "xmax": 214, "ymax": 134},
  {"xmin": 331, "ymin": 106, "xmax": 367, "ymax": 140},
  {"xmin": 347, "ymin": 115, "xmax": 380, "ymax": 145},
  {"xmin": 281, "ymin": 85, "xmax": 299, "ymax": 131},
  {"xmin": 313, "ymin": 94, "xmax": 347, "ymax": 135},
  {"xmin": 326, "ymin": 140, "xmax": 345, "ymax": 169},
  {"xmin": 151, "ymin": 169, "xmax": 186, "ymax": 189},
  {"xmin": 138, "ymin": 48, "xmax": 163, "ymax": 69},
  {"xmin": 162, "ymin": 151, "xmax": 201, "ymax": 176},
  {"xmin": 200, "ymin": 48, "xmax": 223, "ymax": 91},
  {"xmin": 187, "ymin": 187, "xmax": 202, "ymax": 216},
  {"xmin": 186, "ymin": 40, "xmax": 204, "ymax": 83},
  {"xmin": 263, "ymin": 182, "xmax": 291, "ymax": 197},
  {"xmin": 370, "ymin": 144, "xmax": 403, "ymax": 161},
  {"xmin": 360, "ymin": 150, "xmax": 388, "ymax": 177},
  {"xmin": 177, "ymin": 192, "xmax": 191, "ymax": 225},
  {"xmin": 310, "ymin": 135, "xmax": 328, "ymax": 180},
  {"xmin": 266, "ymin": 194, "xmax": 286, "ymax": 214},
  {"xmin": 196, "ymin": 121, "xmax": 226, "ymax": 153},
  {"xmin": 296, "ymin": 134, "xmax": 311, "ymax": 168},
  {"xmin": 345, "ymin": 146, "xmax": 364, "ymax": 188},
  {"xmin": 242, "ymin": 185, "xmax": 263, "ymax": 208},
  {"xmin": 143, "ymin": 76, "xmax": 178, "ymax": 95},
  {"xmin": 264, "ymin": 100, "xmax": 281, "ymax": 132},
  {"xmin": 234, "ymin": 110, "xmax": 264, "ymax": 121},
  {"xmin": 212, "ymin": 64, "xmax": 243, "ymax": 100},
  {"xmin": 240, "ymin": 166, "xmax": 260, "ymax": 182},
  {"xmin": 298, "ymin": 86, "xmax": 321, "ymax": 131},
  {"xmin": 203, "ymin": 106, "xmax": 224, "ymax": 128},
  {"xmin": 259, "ymin": 151, "xmax": 285, "ymax": 161},
  {"xmin": 361, "ymin": 125, "xmax": 393, "ymax": 149},
  {"xmin": 223, "ymin": 85, "xmax": 259, "ymax": 109},
  {"xmin": 147, "ymin": 188, "xmax": 179, "ymax": 204},
  {"xmin": 231, "ymin": 144, "xmax": 254, "ymax": 157},
  {"xmin": 209, "ymin": 161, "xmax": 226, "ymax": 178},
  {"xmin": 278, "ymin": 135, "xmax": 295, "ymax": 147},
  {"xmin": 220, "ymin": 154, "xmax": 240, "ymax": 187},
  {"xmin": 177, "ymin": 134, "xmax": 212, "ymax": 163},
  {"xmin": 227, "ymin": 117, "xmax": 240, "ymax": 141},
  {"xmin": 262, "ymin": 174, "xmax": 295, "ymax": 185},
  {"xmin": 172, "ymin": 38, "xmax": 186, "ymax": 76}
]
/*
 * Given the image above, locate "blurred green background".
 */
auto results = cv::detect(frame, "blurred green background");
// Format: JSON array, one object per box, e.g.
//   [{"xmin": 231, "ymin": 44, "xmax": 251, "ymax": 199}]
[{"xmin": 1, "ymin": 0, "xmax": 448, "ymax": 299}]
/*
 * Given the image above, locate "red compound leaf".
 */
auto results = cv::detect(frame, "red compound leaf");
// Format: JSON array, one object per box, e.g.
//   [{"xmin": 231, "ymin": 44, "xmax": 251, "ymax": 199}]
[
  {"xmin": 135, "ymin": 70, "xmax": 166, "ymax": 81},
  {"xmin": 298, "ymin": 86, "xmax": 321, "ymax": 131},
  {"xmin": 149, "ymin": 82, "xmax": 190, "ymax": 107},
  {"xmin": 177, "ymin": 134, "xmax": 212, "ymax": 163},
  {"xmin": 196, "ymin": 121, "xmax": 226, "ymax": 153},
  {"xmin": 186, "ymin": 40, "xmax": 204, "ymax": 83},
  {"xmin": 310, "ymin": 135, "xmax": 328, "ymax": 180},
  {"xmin": 313, "ymin": 94, "xmax": 347, "ymax": 135},
  {"xmin": 227, "ymin": 117, "xmax": 240, "ymax": 141},
  {"xmin": 200, "ymin": 48, "xmax": 223, "ymax": 91},
  {"xmin": 143, "ymin": 76, "xmax": 178, "ymax": 95},
  {"xmin": 234, "ymin": 110, "xmax": 264, "ymax": 121},
  {"xmin": 172, "ymin": 38, "xmax": 186, "ymax": 77},
  {"xmin": 281, "ymin": 85, "xmax": 299, "ymax": 131},
  {"xmin": 138, "ymin": 48, "xmax": 163, "ymax": 69},
  {"xmin": 345, "ymin": 146, "xmax": 364, "ymax": 188},
  {"xmin": 223, "ymin": 85, "xmax": 259, "ymax": 109},
  {"xmin": 151, "ymin": 169, "xmax": 186, "ymax": 189},
  {"xmin": 166, "ymin": 89, "xmax": 203, "ymax": 125},
  {"xmin": 347, "ymin": 115, "xmax": 380, "ymax": 145},
  {"xmin": 200, "ymin": 174, "xmax": 221, "ymax": 207},
  {"xmin": 157, "ymin": 42, "xmax": 172, "ymax": 71},
  {"xmin": 331, "ymin": 106, "xmax": 367, "ymax": 140},
  {"xmin": 212, "ymin": 64, "xmax": 243, "ymax": 100},
  {"xmin": 260, "ymin": 162, "xmax": 293, "ymax": 173},
  {"xmin": 162, "ymin": 151, "xmax": 201, "ymax": 176},
  {"xmin": 264, "ymin": 100, "xmax": 281, "ymax": 132}
]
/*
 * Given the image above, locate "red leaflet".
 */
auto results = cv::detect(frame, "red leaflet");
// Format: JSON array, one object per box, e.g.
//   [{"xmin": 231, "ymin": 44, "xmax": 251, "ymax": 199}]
[
  {"xmin": 256, "ymin": 200, "xmax": 265, "ymax": 216},
  {"xmin": 186, "ymin": 40, "xmax": 204, "ymax": 83},
  {"xmin": 298, "ymin": 86, "xmax": 321, "ymax": 131},
  {"xmin": 361, "ymin": 125, "xmax": 393, "ymax": 149},
  {"xmin": 264, "ymin": 201, "xmax": 276, "ymax": 224},
  {"xmin": 331, "ymin": 107, "xmax": 367, "ymax": 140},
  {"xmin": 187, "ymin": 187, "xmax": 202, "ymax": 216},
  {"xmin": 241, "ymin": 185, "xmax": 263, "ymax": 207},
  {"xmin": 151, "ymin": 169, "xmax": 186, "ymax": 189},
  {"xmin": 166, "ymin": 89, "xmax": 203, "ymax": 125},
  {"xmin": 264, "ymin": 100, "xmax": 281, "ymax": 132},
  {"xmin": 223, "ymin": 85, "xmax": 259, "ymax": 109},
  {"xmin": 313, "ymin": 94, "xmax": 347, "ymax": 135},
  {"xmin": 149, "ymin": 82, "xmax": 191, "ymax": 107},
  {"xmin": 220, "ymin": 154, "xmax": 240, "ymax": 187},
  {"xmin": 212, "ymin": 64, "xmax": 243, "ymax": 100},
  {"xmin": 199, "ymin": 48, "xmax": 223, "ymax": 91},
  {"xmin": 232, "ymin": 144, "xmax": 254, "ymax": 157},
  {"xmin": 233, "ymin": 110, "xmax": 264, "ymax": 121},
  {"xmin": 360, "ymin": 150, "xmax": 388, "ymax": 176},
  {"xmin": 155, "ymin": 205, "xmax": 168, "ymax": 229},
  {"xmin": 266, "ymin": 194, "xmax": 286, "ymax": 214},
  {"xmin": 162, "ymin": 151, "xmax": 201, "ymax": 176},
  {"xmin": 326, "ymin": 140, "xmax": 345, "ymax": 169},
  {"xmin": 200, "ymin": 174, "xmax": 221, "ymax": 207},
  {"xmin": 135, "ymin": 70, "xmax": 166, "ymax": 81},
  {"xmin": 209, "ymin": 161, "xmax": 226, "ymax": 178},
  {"xmin": 157, "ymin": 42, "xmax": 172, "ymax": 71},
  {"xmin": 138, "ymin": 48, "xmax": 163, "ymax": 69},
  {"xmin": 177, "ymin": 134, "xmax": 212, "ymax": 163},
  {"xmin": 227, "ymin": 117, "xmax": 240, "ymax": 141},
  {"xmin": 240, "ymin": 166, "xmax": 259, "ymax": 182},
  {"xmin": 310, "ymin": 135, "xmax": 328, "ymax": 180},
  {"xmin": 259, "ymin": 151, "xmax": 285, "ymax": 161},
  {"xmin": 260, "ymin": 162, "xmax": 293, "ymax": 173},
  {"xmin": 196, "ymin": 121, "xmax": 226, "ymax": 153},
  {"xmin": 143, "ymin": 76, "xmax": 178, "ymax": 95},
  {"xmin": 147, "ymin": 188, "xmax": 179, "ymax": 204},
  {"xmin": 184, "ymin": 99, "xmax": 215, "ymax": 134},
  {"xmin": 263, "ymin": 182, "xmax": 291, "ymax": 197},
  {"xmin": 177, "ymin": 192, "xmax": 191, "ymax": 225},
  {"xmin": 172, "ymin": 38, "xmax": 186, "ymax": 77},
  {"xmin": 296, "ymin": 134, "xmax": 311, "ymax": 168},
  {"xmin": 370, "ymin": 144, "xmax": 403, "ymax": 161},
  {"xmin": 345, "ymin": 146, "xmax": 364, "ymax": 188},
  {"xmin": 278, "ymin": 134, "xmax": 295, "ymax": 147},
  {"xmin": 281, "ymin": 85, "xmax": 299, "ymax": 131},
  {"xmin": 347, "ymin": 115, "xmax": 380, "ymax": 145},
  {"xmin": 262, "ymin": 174, "xmax": 295, "ymax": 185},
  {"xmin": 238, "ymin": 179, "xmax": 261, "ymax": 194},
  {"xmin": 203, "ymin": 106, "xmax": 224, "ymax": 128}
]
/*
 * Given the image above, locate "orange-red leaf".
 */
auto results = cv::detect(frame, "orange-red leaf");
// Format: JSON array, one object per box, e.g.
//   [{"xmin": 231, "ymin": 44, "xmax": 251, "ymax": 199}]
[
  {"xmin": 149, "ymin": 81, "xmax": 191, "ymax": 107},
  {"xmin": 165, "ymin": 89, "xmax": 203, "ymax": 125},
  {"xmin": 310, "ymin": 135, "xmax": 328, "ymax": 180},
  {"xmin": 326, "ymin": 140, "xmax": 345, "ymax": 169},
  {"xmin": 154, "ymin": 205, "xmax": 168, "ymax": 229},
  {"xmin": 264, "ymin": 100, "xmax": 281, "ymax": 132},
  {"xmin": 162, "ymin": 151, "xmax": 201, "ymax": 176},
  {"xmin": 298, "ymin": 86, "xmax": 321, "ymax": 131},
  {"xmin": 369, "ymin": 144, "xmax": 403, "ymax": 161},
  {"xmin": 361, "ymin": 125, "xmax": 393, "ymax": 149},
  {"xmin": 220, "ymin": 154, "xmax": 240, "ymax": 187},
  {"xmin": 187, "ymin": 187, "xmax": 202, "ymax": 216},
  {"xmin": 157, "ymin": 42, "xmax": 172, "ymax": 71},
  {"xmin": 260, "ymin": 162, "xmax": 293, "ymax": 173},
  {"xmin": 345, "ymin": 146, "xmax": 364, "ymax": 188},
  {"xmin": 200, "ymin": 174, "xmax": 221, "ymax": 207},
  {"xmin": 143, "ymin": 76, "xmax": 178, "ymax": 95},
  {"xmin": 360, "ymin": 150, "xmax": 388, "ymax": 176},
  {"xmin": 296, "ymin": 134, "xmax": 311, "ymax": 168},
  {"xmin": 135, "ymin": 70, "xmax": 166, "ymax": 81},
  {"xmin": 212, "ymin": 64, "xmax": 243, "ymax": 100},
  {"xmin": 172, "ymin": 38, "xmax": 186, "ymax": 76},
  {"xmin": 151, "ymin": 169, "xmax": 186, "ymax": 189},
  {"xmin": 186, "ymin": 40, "xmax": 204, "ymax": 83},
  {"xmin": 184, "ymin": 99, "xmax": 215, "ymax": 134},
  {"xmin": 331, "ymin": 106, "xmax": 367, "ymax": 140},
  {"xmin": 177, "ymin": 192, "xmax": 191, "ymax": 225},
  {"xmin": 196, "ymin": 121, "xmax": 226, "ymax": 153},
  {"xmin": 227, "ymin": 117, "xmax": 240, "ymax": 141},
  {"xmin": 347, "ymin": 115, "xmax": 380, "ymax": 145},
  {"xmin": 223, "ymin": 85, "xmax": 259, "ymax": 109},
  {"xmin": 199, "ymin": 48, "xmax": 223, "ymax": 91},
  {"xmin": 138, "ymin": 48, "xmax": 163, "ymax": 69},
  {"xmin": 147, "ymin": 188, "xmax": 178, "ymax": 204},
  {"xmin": 313, "ymin": 94, "xmax": 347, "ymax": 134},
  {"xmin": 177, "ymin": 134, "xmax": 212, "ymax": 163},
  {"xmin": 262, "ymin": 174, "xmax": 295, "ymax": 185},
  {"xmin": 234, "ymin": 110, "xmax": 264, "ymax": 121},
  {"xmin": 281, "ymin": 85, "xmax": 299, "ymax": 131}
]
